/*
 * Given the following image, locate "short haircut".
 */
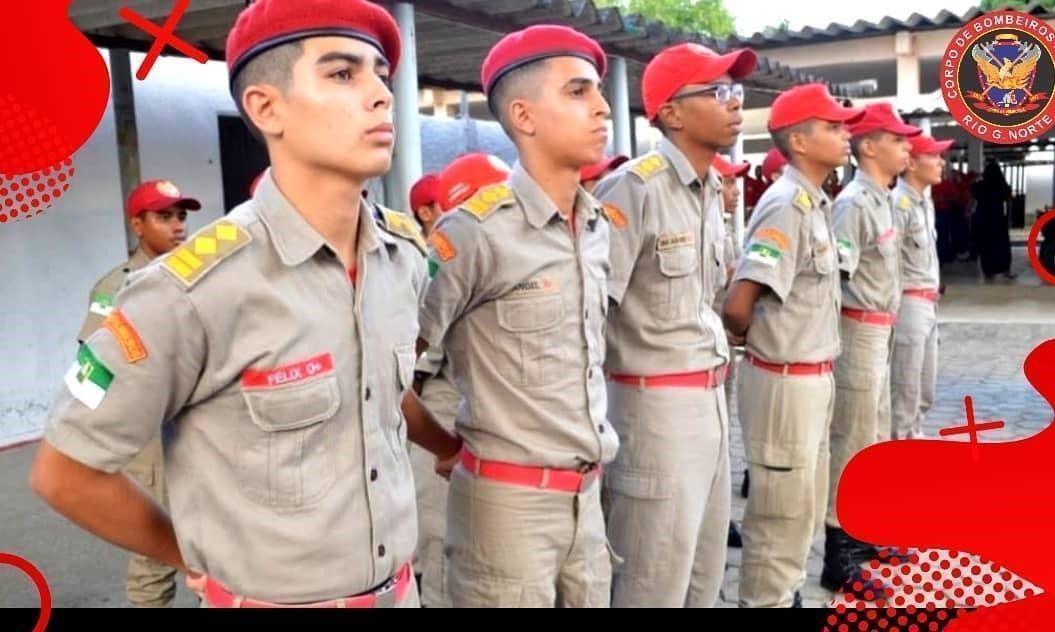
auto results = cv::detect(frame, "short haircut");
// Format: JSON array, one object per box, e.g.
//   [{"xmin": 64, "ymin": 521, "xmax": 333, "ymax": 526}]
[
  {"xmin": 850, "ymin": 131, "xmax": 885, "ymax": 161},
  {"xmin": 231, "ymin": 41, "xmax": 305, "ymax": 141},
  {"xmin": 770, "ymin": 120, "xmax": 814, "ymax": 160},
  {"xmin": 488, "ymin": 59, "xmax": 551, "ymax": 137}
]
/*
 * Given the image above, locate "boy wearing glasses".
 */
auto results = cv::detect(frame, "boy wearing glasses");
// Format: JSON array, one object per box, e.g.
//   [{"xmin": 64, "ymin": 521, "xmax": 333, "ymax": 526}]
[
  {"xmin": 722, "ymin": 84, "xmax": 865, "ymax": 608},
  {"xmin": 591, "ymin": 43, "xmax": 756, "ymax": 608}
]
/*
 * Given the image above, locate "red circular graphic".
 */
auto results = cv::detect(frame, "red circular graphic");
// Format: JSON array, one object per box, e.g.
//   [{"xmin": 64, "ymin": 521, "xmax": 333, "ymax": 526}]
[
  {"xmin": 0, "ymin": 552, "xmax": 51, "ymax": 631},
  {"xmin": 1027, "ymin": 210, "xmax": 1055, "ymax": 284},
  {"xmin": 0, "ymin": 158, "xmax": 75, "ymax": 225},
  {"xmin": 941, "ymin": 10, "xmax": 1055, "ymax": 144}
]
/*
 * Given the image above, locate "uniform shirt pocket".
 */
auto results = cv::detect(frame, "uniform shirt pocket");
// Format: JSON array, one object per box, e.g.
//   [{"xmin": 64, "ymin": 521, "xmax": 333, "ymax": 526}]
[
  {"xmin": 495, "ymin": 293, "xmax": 566, "ymax": 387},
  {"xmin": 650, "ymin": 246, "xmax": 698, "ymax": 322}
]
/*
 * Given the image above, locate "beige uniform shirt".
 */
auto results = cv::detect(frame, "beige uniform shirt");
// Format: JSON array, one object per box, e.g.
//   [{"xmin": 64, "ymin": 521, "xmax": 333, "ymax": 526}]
[
  {"xmin": 419, "ymin": 164, "xmax": 618, "ymax": 469},
  {"xmin": 733, "ymin": 165, "xmax": 841, "ymax": 364},
  {"xmin": 892, "ymin": 179, "xmax": 941, "ymax": 290},
  {"xmin": 832, "ymin": 173, "xmax": 901, "ymax": 313},
  {"xmin": 592, "ymin": 140, "xmax": 730, "ymax": 375},
  {"xmin": 43, "ymin": 172, "xmax": 427, "ymax": 603},
  {"xmin": 77, "ymin": 247, "xmax": 152, "ymax": 343}
]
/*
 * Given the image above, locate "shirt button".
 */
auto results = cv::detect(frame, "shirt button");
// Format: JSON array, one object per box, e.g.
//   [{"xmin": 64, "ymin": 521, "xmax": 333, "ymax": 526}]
[
  {"xmin": 365, "ymin": 387, "xmax": 372, "ymax": 401},
  {"xmin": 378, "ymin": 545, "xmax": 386, "ymax": 557},
  {"xmin": 370, "ymin": 468, "xmax": 378, "ymax": 482},
  {"xmin": 598, "ymin": 425, "xmax": 605, "ymax": 433},
  {"xmin": 588, "ymin": 367, "xmax": 595, "ymax": 378}
]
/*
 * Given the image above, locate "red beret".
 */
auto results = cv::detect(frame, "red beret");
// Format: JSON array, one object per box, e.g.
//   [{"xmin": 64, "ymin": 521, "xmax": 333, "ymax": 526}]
[
  {"xmin": 642, "ymin": 44, "xmax": 757, "ymax": 121},
  {"xmin": 768, "ymin": 83, "xmax": 864, "ymax": 132},
  {"xmin": 481, "ymin": 25, "xmax": 607, "ymax": 98},
  {"xmin": 409, "ymin": 173, "xmax": 440, "ymax": 211},
  {"xmin": 127, "ymin": 180, "xmax": 201, "ymax": 218},
  {"xmin": 226, "ymin": 0, "xmax": 401, "ymax": 85},
  {"xmin": 438, "ymin": 153, "xmax": 511, "ymax": 211},
  {"xmin": 847, "ymin": 102, "xmax": 922, "ymax": 138},
  {"xmin": 712, "ymin": 154, "xmax": 750, "ymax": 178},
  {"xmin": 909, "ymin": 134, "xmax": 954, "ymax": 156},
  {"xmin": 580, "ymin": 154, "xmax": 629, "ymax": 183},
  {"xmin": 761, "ymin": 148, "xmax": 787, "ymax": 180}
]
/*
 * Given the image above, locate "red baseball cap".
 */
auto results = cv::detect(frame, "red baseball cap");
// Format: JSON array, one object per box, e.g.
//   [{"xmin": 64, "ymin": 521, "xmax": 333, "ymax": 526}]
[
  {"xmin": 127, "ymin": 180, "xmax": 201, "ymax": 219},
  {"xmin": 762, "ymin": 148, "xmax": 787, "ymax": 180},
  {"xmin": 225, "ymin": 0, "xmax": 401, "ymax": 86},
  {"xmin": 409, "ymin": 174, "xmax": 440, "ymax": 211},
  {"xmin": 580, "ymin": 154, "xmax": 629, "ymax": 183},
  {"xmin": 847, "ymin": 102, "xmax": 922, "ymax": 138},
  {"xmin": 642, "ymin": 44, "xmax": 757, "ymax": 121},
  {"xmin": 438, "ymin": 153, "xmax": 511, "ymax": 211},
  {"xmin": 909, "ymin": 134, "xmax": 954, "ymax": 156},
  {"xmin": 768, "ymin": 83, "xmax": 865, "ymax": 132},
  {"xmin": 481, "ymin": 25, "xmax": 607, "ymax": 98},
  {"xmin": 712, "ymin": 154, "xmax": 750, "ymax": 178}
]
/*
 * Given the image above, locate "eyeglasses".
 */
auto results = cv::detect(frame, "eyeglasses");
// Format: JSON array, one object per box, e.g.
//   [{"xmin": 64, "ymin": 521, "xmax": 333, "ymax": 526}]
[{"xmin": 671, "ymin": 83, "xmax": 745, "ymax": 105}]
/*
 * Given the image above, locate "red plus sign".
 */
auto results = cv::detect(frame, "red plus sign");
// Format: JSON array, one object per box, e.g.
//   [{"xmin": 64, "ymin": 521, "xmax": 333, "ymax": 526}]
[
  {"xmin": 939, "ymin": 395, "xmax": 1005, "ymax": 444},
  {"xmin": 118, "ymin": 0, "xmax": 209, "ymax": 80}
]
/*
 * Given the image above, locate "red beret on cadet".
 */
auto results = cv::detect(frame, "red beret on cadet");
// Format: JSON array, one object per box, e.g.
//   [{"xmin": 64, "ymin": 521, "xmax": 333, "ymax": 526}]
[
  {"xmin": 438, "ymin": 153, "xmax": 512, "ymax": 211},
  {"xmin": 409, "ymin": 174, "xmax": 440, "ymax": 211},
  {"xmin": 768, "ymin": 83, "xmax": 865, "ymax": 132},
  {"xmin": 712, "ymin": 154, "xmax": 750, "ymax": 178},
  {"xmin": 225, "ymin": 0, "xmax": 402, "ymax": 85},
  {"xmin": 642, "ymin": 43, "xmax": 757, "ymax": 121},
  {"xmin": 127, "ymin": 180, "xmax": 201, "ymax": 219},
  {"xmin": 909, "ymin": 134, "xmax": 955, "ymax": 156},
  {"xmin": 761, "ymin": 147, "xmax": 787, "ymax": 180},
  {"xmin": 847, "ymin": 102, "xmax": 921, "ymax": 138},
  {"xmin": 481, "ymin": 24, "xmax": 607, "ymax": 98}
]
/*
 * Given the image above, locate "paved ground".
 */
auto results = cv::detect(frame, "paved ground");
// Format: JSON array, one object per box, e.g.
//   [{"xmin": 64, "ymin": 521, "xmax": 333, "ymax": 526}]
[{"xmin": 1, "ymin": 248, "xmax": 1051, "ymax": 609}]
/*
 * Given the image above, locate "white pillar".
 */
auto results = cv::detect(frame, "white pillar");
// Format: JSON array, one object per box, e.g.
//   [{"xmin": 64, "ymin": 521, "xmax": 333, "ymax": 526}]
[
  {"xmin": 383, "ymin": 2, "xmax": 422, "ymax": 212},
  {"xmin": 895, "ymin": 31, "xmax": 920, "ymax": 99},
  {"xmin": 110, "ymin": 49, "xmax": 142, "ymax": 256},
  {"xmin": 918, "ymin": 116, "xmax": 932, "ymax": 135},
  {"xmin": 730, "ymin": 133, "xmax": 745, "ymax": 248},
  {"xmin": 607, "ymin": 56, "xmax": 632, "ymax": 158}
]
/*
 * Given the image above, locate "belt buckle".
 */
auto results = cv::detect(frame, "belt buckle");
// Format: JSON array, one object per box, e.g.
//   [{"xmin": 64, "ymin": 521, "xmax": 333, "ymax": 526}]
[{"xmin": 371, "ymin": 573, "xmax": 400, "ymax": 609}]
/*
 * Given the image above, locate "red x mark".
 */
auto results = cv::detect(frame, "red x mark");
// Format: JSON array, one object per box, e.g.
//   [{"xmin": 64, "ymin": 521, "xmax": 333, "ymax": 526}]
[
  {"xmin": 118, "ymin": 0, "xmax": 209, "ymax": 80},
  {"xmin": 939, "ymin": 395, "xmax": 1005, "ymax": 444}
]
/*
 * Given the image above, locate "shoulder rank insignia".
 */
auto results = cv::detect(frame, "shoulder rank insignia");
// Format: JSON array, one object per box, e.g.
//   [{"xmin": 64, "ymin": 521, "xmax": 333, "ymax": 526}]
[
  {"xmin": 792, "ymin": 187, "xmax": 813, "ymax": 213},
  {"xmin": 460, "ymin": 183, "xmax": 515, "ymax": 221},
  {"xmin": 898, "ymin": 194, "xmax": 913, "ymax": 212},
  {"xmin": 380, "ymin": 207, "xmax": 427, "ymax": 255},
  {"xmin": 163, "ymin": 220, "xmax": 252, "ymax": 289},
  {"xmin": 630, "ymin": 153, "xmax": 668, "ymax": 181}
]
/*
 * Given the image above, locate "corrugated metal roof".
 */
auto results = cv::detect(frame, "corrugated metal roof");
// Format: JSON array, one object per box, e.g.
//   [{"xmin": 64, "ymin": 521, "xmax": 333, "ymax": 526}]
[
  {"xmin": 720, "ymin": 2, "xmax": 1055, "ymax": 50},
  {"xmin": 69, "ymin": 0, "xmax": 874, "ymax": 115}
]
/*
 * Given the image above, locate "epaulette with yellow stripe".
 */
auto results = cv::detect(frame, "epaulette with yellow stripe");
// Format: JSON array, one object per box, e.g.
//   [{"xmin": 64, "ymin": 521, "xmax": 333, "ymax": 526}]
[
  {"xmin": 162, "ymin": 220, "xmax": 252, "ymax": 289},
  {"xmin": 629, "ymin": 153, "xmax": 668, "ymax": 181},
  {"xmin": 898, "ymin": 194, "xmax": 913, "ymax": 212},
  {"xmin": 378, "ymin": 206, "xmax": 427, "ymax": 255},
  {"xmin": 459, "ymin": 183, "xmax": 515, "ymax": 221},
  {"xmin": 792, "ymin": 187, "xmax": 813, "ymax": 214}
]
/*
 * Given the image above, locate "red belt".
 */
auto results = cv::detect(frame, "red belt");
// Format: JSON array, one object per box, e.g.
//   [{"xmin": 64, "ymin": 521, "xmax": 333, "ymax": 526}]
[
  {"xmin": 903, "ymin": 288, "xmax": 941, "ymax": 303},
  {"xmin": 202, "ymin": 562, "xmax": 412, "ymax": 608},
  {"xmin": 608, "ymin": 366, "xmax": 727, "ymax": 389},
  {"xmin": 840, "ymin": 307, "xmax": 897, "ymax": 327},
  {"xmin": 459, "ymin": 448, "xmax": 600, "ymax": 493},
  {"xmin": 745, "ymin": 353, "xmax": 833, "ymax": 376}
]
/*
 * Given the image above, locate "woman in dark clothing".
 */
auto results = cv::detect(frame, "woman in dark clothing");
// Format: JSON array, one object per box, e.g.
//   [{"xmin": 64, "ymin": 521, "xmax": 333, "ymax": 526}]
[{"xmin": 971, "ymin": 162, "xmax": 1017, "ymax": 279}]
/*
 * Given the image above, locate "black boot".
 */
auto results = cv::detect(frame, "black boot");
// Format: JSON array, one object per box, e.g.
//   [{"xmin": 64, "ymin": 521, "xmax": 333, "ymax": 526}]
[
  {"xmin": 822, "ymin": 526, "xmax": 889, "ymax": 600},
  {"xmin": 727, "ymin": 520, "xmax": 742, "ymax": 548}
]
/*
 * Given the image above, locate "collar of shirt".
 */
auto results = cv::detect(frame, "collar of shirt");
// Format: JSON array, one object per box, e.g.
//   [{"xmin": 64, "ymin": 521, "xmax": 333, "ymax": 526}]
[
  {"xmin": 783, "ymin": 164, "xmax": 831, "ymax": 210},
  {"xmin": 895, "ymin": 178, "xmax": 925, "ymax": 205},
  {"xmin": 254, "ymin": 170, "xmax": 383, "ymax": 266},
  {"xmin": 509, "ymin": 162, "xmax": 600, "ymax": 230},
  {"xmin": 658, "ymin": 137, "xmax": 723, "ymax": 196},
  {"xmin": 854, "ymin": 171, "xmax": 892, "ymax": 200}
]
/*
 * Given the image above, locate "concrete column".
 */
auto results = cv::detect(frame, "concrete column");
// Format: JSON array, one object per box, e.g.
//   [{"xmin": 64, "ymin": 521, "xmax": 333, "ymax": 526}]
[
  {"xmin": 729, "ymin": 133, "xmax": 745, "ymax": 248},
  {"xmin": 895, "ymin": 31, "xmax": 921, "ymax": 99},
  {"xmin": 109, "ymin": 49, "xmax": 141, "ymax": 256},
  {"xmin": 968, "ymin": 137, "xmax": 985, "ymax": 172},
  {"xmin": 918, "ymin": 116, "xmax": 932, "ymax": 135},
  {"xmin": 383, "ymin": 2, "xmax": 422, "ymax": 212},
  {"xmin": 606, "ymin": 56, "xmax": 633, "ymax": 158}
]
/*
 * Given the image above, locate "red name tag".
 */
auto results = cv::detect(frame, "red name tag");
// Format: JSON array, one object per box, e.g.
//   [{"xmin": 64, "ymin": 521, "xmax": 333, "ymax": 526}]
[
  {"xmin": 878, "ymin": 227, "xmax": 897, "ymax": 245},
  {"xmin": 242, "ymin": 353, "xmax": 334, "ymax": 388}
]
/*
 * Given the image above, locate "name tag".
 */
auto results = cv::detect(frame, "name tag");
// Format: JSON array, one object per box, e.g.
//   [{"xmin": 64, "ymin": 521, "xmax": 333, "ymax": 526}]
[
  {"xmin": 242, "ymin": 353, "xmax": 334, "ymax": 389},
  {"xmin": 510, "ymin": 277, "xmax": 557, "ymax": 297},
  {"xmin": 657, "ymin": 231, "xmax": 695, "ymax": 251}
]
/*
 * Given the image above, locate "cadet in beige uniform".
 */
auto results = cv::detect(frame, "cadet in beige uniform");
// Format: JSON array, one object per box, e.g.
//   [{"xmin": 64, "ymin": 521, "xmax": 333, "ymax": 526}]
[
  {"xmin": 823, "ymin": 103, "xmax": 919, "ymax": 592},
  {"xmin": 891, "ymin": 134, "xmax": 952, "ymax": 440},
  {"xmin": 592, "ymin": 43, "xmax": 756, "ymax": 608},
  {"xmin": 76, "ymin": 178, "xmax": 200, "ymax": 608},
  {"xmin": 409, "ymin": 153, "xmax": 510, "ymax": 608},
  {"xmin": 30, "ymin": 0, "xmax": 460, "ymax": 608},
  {"xmin": 418, "ymin": 26, "xmax": 618, "ymax": 607},
  {"xmin": 722, "ymin": 84, "xmax": 865, "ymax": 608}
]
